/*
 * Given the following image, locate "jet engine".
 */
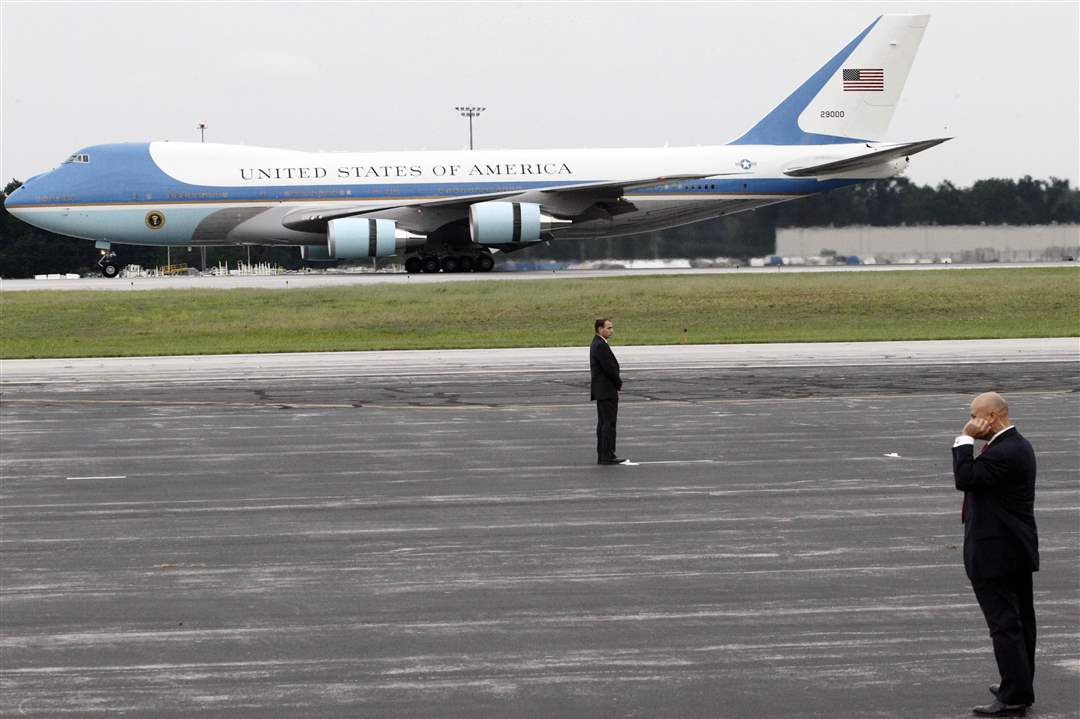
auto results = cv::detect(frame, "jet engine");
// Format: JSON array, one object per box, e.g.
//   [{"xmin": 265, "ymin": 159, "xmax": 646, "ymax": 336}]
[
  {"xmin": 469, "ymin": 202, "xmax": 542, "ymax": 245},
  {"xmin": 300, "ymin": 217, "xmax": 424, "ymax": 260}
]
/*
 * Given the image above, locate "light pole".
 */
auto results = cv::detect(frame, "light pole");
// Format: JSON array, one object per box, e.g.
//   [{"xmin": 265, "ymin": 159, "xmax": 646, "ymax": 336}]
[
  {"xmin": 196, "ymin": 123, "xmax": 208, "ymax": 269},
  {"xmin": 454, "ymin": 106, "xmax": 485, "ymax": 150}
]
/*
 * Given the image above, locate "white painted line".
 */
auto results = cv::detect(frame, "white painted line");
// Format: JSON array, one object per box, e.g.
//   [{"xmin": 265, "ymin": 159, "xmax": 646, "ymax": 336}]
[
  {"xmin": 66, "ymin": 475, "xmax": 127, "ymax": 481},
  {"xmin": 634, "ymin": 460, "xmax": 718, "ymax": 465}
]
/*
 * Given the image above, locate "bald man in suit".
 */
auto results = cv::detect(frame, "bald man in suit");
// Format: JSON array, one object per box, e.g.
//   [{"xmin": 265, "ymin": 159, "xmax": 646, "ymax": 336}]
[{"xmin": 953, "ymin": 392, "xmax": 1039, "ymax": 717}]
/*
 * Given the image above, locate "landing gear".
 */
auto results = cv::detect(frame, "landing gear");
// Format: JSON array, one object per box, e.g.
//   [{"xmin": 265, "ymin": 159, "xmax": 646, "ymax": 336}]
[
  {"xmin": 404, "ymin": 251, "xmax": 495, "ymax": 273},
  {"xmin": 98, "ymin": 251, "xmax": 122, "ymax": 278}
]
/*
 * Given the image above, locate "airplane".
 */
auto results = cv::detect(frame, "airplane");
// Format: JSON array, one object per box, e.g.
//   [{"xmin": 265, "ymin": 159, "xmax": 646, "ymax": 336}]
[{"xmin": 5, "ymin": 14, "xmax": 947, "ymax": 278}]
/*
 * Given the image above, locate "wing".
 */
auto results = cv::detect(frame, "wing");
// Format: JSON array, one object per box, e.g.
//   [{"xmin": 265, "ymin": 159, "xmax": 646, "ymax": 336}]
[
  {"xmin": 782, "ymin": 138, "xmax": 951, "ymax": 177},
  {"xmin": 535, "ymin": 172, "xmax": 745, "ymax": 196},
  {"xmin": 280, "ymin": 172, "xmax": 746, "ymax": 233}
]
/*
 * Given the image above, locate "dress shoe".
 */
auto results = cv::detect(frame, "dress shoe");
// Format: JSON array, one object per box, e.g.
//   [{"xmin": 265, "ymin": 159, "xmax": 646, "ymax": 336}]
[
  {"xmin": 972, "ymin": 699, "xmax": 1026, "ymax": 716},
  {"xmin": 599, "ymin": 457, "xmax": 627, "ymax": 465},
  {"xmin": 989, "ymin": 685, "xmax": 1032, "ymax": 707}
]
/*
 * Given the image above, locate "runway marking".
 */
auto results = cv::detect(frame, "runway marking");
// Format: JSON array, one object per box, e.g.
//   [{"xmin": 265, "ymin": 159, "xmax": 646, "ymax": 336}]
[
  {"xmin": 635, "ymin": 460, "xmax": 718, "ymax": 465},
  {"xmin": 65, "ymin": 475, "xmax": 127, "ymax": 481},
  {"xmin": 1054, "ymin": 659, "xmax": 1080, "ymax": 674}
]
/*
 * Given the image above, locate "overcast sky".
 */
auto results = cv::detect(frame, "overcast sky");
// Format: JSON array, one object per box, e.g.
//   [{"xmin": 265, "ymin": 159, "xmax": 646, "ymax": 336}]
[{"xmin": 2, "ymin": 1, "xmax": 1077, "ymax": 188}]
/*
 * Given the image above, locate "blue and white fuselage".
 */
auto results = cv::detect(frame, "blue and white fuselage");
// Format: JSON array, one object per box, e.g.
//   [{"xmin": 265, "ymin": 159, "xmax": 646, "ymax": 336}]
[
  {"xmin": 5, "ymin": 14, "xmax": 948, "ymax": 275},
  {"xmin": 6, "ymin": 142, "xmax": 906, "ymax": 244}
]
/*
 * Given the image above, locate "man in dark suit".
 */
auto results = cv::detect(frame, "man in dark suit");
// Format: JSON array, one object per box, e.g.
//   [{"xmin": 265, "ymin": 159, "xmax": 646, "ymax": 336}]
[
  {"xmin": 953, "ymin": 392, "xmax": 1039, "ymax": 717},
  {"xmin": 590, "ymin": 318, "xmax": 627, "ymax": 465}
]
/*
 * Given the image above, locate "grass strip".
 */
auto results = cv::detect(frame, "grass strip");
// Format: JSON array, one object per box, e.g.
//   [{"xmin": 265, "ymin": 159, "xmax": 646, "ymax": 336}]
[{"xmin": 1, "ymin": 268, "xmax": 1077, "ymax": 359}]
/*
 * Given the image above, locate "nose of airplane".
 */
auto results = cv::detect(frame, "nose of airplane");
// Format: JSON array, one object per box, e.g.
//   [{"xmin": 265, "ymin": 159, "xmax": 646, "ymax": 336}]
[
  {"xmin": 4, "ymin": 183, "xmax": 25, "ymax": 216},
  {"xmin": 4, "ymin": 170, "xmax": 49, "ymax": 218},
  {"xmin": 4, "ymin": 172, "xmax": 52, "ymax": 226}
]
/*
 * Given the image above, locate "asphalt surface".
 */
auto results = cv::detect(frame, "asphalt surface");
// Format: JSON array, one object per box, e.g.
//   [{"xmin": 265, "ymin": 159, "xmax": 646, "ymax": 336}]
[{"xmin": 1, "ymin": 341, "xmax": 1078, "ymax": 718}]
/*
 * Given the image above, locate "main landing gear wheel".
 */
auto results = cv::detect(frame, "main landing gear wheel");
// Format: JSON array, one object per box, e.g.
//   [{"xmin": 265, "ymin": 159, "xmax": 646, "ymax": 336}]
[
  {"xmin": 458, "ymin": 255, "xmax": 475, "ymax": 272},
  {"xmin": 440, "ymin": 255, "xmax": 461, "ymax": 273},
  {"xmin": 404, "ymin": 256, "xmax": 422, "ymax": 274},
  {"xmin": 420, "ymin": 256, "xmax": 441, "ymax": 273},
  {"xmin": 475, "ymin": 254, "xmax": 495, "ymax": 272}
]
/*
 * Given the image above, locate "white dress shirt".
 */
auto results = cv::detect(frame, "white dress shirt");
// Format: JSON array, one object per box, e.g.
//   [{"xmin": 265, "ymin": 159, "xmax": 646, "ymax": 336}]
[{"xmin": 953, "ymin": 425, "xmax": 1015, "ymax": 449}]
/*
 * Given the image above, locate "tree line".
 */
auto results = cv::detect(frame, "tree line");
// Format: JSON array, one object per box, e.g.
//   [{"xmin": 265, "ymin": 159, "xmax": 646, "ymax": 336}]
[
  {"xmin": 2, "ymin": 176, "xmax": 1077, "ymax": 277},
  {"xmin": 528, "ymin": 176, "xmax": 1080, "ymax": 262}
]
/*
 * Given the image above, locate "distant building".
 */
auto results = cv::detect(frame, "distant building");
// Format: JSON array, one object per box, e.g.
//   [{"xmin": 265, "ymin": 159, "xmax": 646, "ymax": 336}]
[{"xmin": 776, "ymin": 225, "xmax": 1079, "ymax": 263}]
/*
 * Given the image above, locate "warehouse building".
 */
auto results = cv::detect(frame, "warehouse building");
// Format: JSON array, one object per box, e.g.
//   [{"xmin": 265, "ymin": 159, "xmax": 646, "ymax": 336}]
[{"xmin": 775, "ymin": 225, "xmax": 1079, "ymax": 263}]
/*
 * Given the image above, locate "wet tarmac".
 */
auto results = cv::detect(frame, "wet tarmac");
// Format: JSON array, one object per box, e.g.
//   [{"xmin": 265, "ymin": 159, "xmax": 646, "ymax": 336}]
[{"xmin": 1, "ymin": 342, "xmax": 1078, "ymax": 717}]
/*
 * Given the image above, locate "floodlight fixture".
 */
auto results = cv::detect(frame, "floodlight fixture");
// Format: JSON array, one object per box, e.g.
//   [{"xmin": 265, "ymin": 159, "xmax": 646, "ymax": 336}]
[{"xmin": 454, "ymin": 106, "xmax": 486, "ymax": 150}]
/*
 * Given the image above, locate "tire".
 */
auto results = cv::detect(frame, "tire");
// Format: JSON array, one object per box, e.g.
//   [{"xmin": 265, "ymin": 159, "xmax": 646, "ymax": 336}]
[
  {"xmin": 459, "ymin": 255, "xmax": 475, "ymax": 272},
  {"xmin": 404, "ymin": 256, "xmax": 422, "ymax": 273},
  {"xmin": 420, "ymin": 256, "xmax": 440, "ymax": 273},
  {"xmin": 475, "ymin": 254, "xmax": 495, "ymax": 272},
  {"xmin": 101, "ymin": 262, "xmax": 120, "ymax": 278},
  {"xmin": 440, "ymin": 255, "xmax": 460, "ymax": 273}
]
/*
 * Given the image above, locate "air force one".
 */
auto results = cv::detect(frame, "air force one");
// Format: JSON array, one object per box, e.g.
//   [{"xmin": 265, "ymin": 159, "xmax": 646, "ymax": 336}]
[{"xmin": 6, "ymin": 14, "xmax": 947, "ymax": 277}]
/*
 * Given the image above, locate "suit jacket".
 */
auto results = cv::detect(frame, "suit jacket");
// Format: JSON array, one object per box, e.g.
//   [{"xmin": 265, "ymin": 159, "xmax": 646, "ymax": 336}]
[
  {"xmin": 590, "ymin": 334, "xmax": 622, "ymax": 401},
  {"xmin": 953, "ymin": 427, "xmax": 1039, "ymax": 581}
]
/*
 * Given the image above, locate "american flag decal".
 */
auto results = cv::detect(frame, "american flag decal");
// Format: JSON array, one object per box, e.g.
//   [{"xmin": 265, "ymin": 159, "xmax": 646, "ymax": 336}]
[{"xmin": 842, "ymin": 68, "xmax": 884, "ymax": 91}]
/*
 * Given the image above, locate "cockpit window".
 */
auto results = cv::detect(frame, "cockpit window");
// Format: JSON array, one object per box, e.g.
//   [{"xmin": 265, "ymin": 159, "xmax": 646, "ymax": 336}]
[{"xmin": 63, "ymin": 153, "xmax": 91, "ymax": 164}]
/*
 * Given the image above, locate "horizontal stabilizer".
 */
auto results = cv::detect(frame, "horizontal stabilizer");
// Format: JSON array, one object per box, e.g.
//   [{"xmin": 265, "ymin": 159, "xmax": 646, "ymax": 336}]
[{"xmin": 783, "ymin": 137, "xmax": 950, "ymax": 177}]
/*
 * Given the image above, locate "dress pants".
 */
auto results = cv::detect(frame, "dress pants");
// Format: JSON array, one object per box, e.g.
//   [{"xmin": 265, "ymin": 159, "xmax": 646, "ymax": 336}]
[
  {"xmin": 595, "ymin": 398, "xmax": 618, "ymax": 461},
  {"xmin": 971, "ymin": 571, "xmax": 1036, "ymax": 706}
]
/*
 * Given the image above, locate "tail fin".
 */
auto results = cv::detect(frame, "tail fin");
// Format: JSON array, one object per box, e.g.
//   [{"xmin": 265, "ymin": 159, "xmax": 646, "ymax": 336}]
[{"xmin": 731, "ymin": 14, "xmax": 930, "ymax": 145}]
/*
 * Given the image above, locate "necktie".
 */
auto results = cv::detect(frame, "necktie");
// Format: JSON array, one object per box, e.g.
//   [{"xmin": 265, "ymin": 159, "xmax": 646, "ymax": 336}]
[{"xmin": 961, "ymin": 443, "xmax": 990, "ymax": 523}]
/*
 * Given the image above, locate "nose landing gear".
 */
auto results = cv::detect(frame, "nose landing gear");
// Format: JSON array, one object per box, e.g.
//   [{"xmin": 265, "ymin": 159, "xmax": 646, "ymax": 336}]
[{"xmin": 98, "ymin": 251, "xmax": 122, "ymax": 278}]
